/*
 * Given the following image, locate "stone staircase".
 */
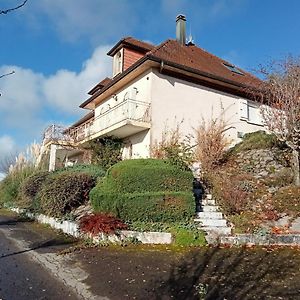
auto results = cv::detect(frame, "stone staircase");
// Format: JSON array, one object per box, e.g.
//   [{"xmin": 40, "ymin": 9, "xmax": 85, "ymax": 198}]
[{"xmin": 194, "ymin": 195, "xmax": 232, "ymax": 236}]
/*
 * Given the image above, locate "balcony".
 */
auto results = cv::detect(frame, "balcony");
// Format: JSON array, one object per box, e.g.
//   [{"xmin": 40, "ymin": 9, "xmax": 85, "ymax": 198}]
[{"xmin": 69, "ymin": 99, "xmax": 151, "ymax": 142}]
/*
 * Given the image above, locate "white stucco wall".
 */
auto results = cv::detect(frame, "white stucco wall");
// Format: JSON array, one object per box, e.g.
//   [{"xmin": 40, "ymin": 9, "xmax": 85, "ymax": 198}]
[
  {"xmin": 92, "ymin": 70, "xmax": 152, "ymax": 158},
  {"xmin": 150, "ymin": 70, "xmax": 264, "ymax": 146},
  {"xmin": 122, "ymin": 129, "xmax": 151, "ymax": 159},
  {"xmin": 94, "ymin": 70, "xmax": 152, "ymax": 119}
]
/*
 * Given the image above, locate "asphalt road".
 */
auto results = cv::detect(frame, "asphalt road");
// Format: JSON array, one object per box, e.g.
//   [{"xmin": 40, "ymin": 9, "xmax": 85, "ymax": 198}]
[{"xmin": 0, "ymin": 215, "xmax": 80, "ymax": 300}]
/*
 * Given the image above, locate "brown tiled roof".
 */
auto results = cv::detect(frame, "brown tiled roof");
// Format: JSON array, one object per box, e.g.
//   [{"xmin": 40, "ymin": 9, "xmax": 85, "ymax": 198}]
[
  {"xmin": 88, "ymin": 77, "xmax": 112, "ymax": 95},
  {"xmin": 107, "ymin": 37, "xmax": 154, "ymax": 56},
  {"xmin": 80, "ymin": 39, "xmax": 261, "ymax": 108},
  {"xmin": 147, "ymin": 39, "xmax": 260, "ymax": 88}
]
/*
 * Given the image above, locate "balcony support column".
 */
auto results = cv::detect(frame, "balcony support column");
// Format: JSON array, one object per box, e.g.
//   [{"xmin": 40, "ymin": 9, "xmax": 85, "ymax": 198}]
[{"xmin": 49, "ymin": 144, "xmax": 57, "ymax": 172}]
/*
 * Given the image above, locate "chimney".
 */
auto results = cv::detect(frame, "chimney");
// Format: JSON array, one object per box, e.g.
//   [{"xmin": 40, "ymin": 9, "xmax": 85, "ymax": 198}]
[{"xmin": 176, "ymin": 14, "xmax": 186, "ymax": 45}]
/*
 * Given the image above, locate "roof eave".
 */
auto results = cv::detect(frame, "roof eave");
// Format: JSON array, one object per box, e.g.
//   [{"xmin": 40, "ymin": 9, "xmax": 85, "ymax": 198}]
[
  {"xmin": 80, "ymin": 56, "xmax": 150, "ymax": 109},
  {"xmin": 80, "ymin": 54, "xmax": 261, "ymax": 109},
  {"xmin": 147, "ymin": 54, "xmax": 260, "ymax": 91}
]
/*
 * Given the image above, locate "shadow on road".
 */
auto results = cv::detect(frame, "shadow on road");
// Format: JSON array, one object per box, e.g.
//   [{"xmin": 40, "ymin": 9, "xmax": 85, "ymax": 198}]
[
  {"xmin": 0, "ymin": 214, "xmax": 77, "ymax": 259},
  {"xmin": 0, "ymin": 218, "xmax": 34, "ymax": 226},
  {"xmin": 150, "ymin": 246, "xmax": 300, "ymax": 300},
  {"xmin": 0, "ymin": 237, "xmax": 76, "ymax": 259}
]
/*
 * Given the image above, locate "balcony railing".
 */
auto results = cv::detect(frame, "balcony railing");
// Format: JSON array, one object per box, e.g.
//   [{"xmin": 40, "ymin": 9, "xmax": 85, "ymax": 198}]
[
  {"xmin": 68, "ymin": 99, "xmax": 151, "ymax": 142},
  {"xmin": 43, "ymin": 124, "xmax": 73, "ymax": 144}
]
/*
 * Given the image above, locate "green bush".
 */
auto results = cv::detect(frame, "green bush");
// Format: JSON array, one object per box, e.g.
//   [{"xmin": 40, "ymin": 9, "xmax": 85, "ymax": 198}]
[
  {"xmin": 18, "ymin": 170, "xmax": 49, "ymax": 210},
  {"xmin": 99, "ymin": 159, "xmax": 193, "ymax": 194},
  {"xmin": 20, "ymin": 170, "xmax": 48, "ymax": 196},
  {"xmin": 0, "ymin": 167, "xmax": 35, "ymax": 207},
  {"xmin": 90, "ymin": 190, "xmax": 194, "ymax": 222},
  {"xmin": 88, "ymin": 136, "xmax": 123, "ymax": 170},
  {"xmin": 230, "ymin": 131, "xmax": 284, "ymax": 153},
  {"xmin": 55, "ymin": 164, "xmax": 105, "ymax": 179},
  {"xmin": 37, "ymin": 171, "xmax": 96, "ymax": 217}
]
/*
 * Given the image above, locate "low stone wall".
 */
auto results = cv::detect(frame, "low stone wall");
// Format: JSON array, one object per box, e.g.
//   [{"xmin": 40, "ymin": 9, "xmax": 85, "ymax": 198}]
[
  {"xmin": 235, "ymin": 149, "xmax": 289, "ymax": 178},
  {"xmin": 10, "ymin": 208, "xmax": 172, "ymax": 245},
  {"xmin": 221, "ymin": 234, "xmax": 300, "ymax": 246}
]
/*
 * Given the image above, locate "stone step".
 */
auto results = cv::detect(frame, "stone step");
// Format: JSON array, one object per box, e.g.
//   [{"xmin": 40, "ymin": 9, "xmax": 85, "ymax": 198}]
[
  {"xmin": 201, "ymin": 226, "xmax": 232, "ymax": 235},
  {"xmin": 202, "ymin": 199, "xmax": 216, "ymax": 206},
  {"xmin": 196, "ymin": 212, "xmax": 223, "ymax": 219},
  {"xmin": 194, "ymin": 218, "xmax": 227, "ymax": 227},
  {"xmin": 202, "ymin": 205, "xmax": 218, "ymax": 212}
]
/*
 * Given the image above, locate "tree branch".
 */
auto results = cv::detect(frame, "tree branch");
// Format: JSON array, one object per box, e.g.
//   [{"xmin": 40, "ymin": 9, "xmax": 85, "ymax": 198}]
[
  {"xmin": 0, "ymin": 0, "xmax": 28, "ymax": 15},
  {"xmin": 0, "ymin": 70, "xmax": 15, "ymax": 79}
]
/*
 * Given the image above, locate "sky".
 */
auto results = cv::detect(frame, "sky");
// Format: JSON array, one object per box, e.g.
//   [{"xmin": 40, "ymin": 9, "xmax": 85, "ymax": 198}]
[{"xmin": 0, "ymin": 0, "xmax": 300, "ymax": 162}]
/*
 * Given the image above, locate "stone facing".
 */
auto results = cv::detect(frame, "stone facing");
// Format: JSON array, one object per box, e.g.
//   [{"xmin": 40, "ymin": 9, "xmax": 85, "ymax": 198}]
[
  {"xmin": 10, "ymin": 208, "xmax": 172, "ymax": 245},
  {"xmin": 221, "ymin": 234, "xmax": 300, "ymax": 246}
]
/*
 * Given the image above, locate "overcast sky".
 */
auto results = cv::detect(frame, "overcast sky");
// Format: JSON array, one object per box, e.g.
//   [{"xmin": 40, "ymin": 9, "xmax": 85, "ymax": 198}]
[{"xmin": 0, "ymin": 0, "xmax": 300, "ymax": 160}]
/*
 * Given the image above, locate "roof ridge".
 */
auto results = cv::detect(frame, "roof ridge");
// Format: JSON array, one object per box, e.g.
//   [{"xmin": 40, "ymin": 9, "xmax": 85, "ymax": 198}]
[
  {"xmin": 124, "ymin": 36, "xmax": 155, "ymax": 48},
  {"xmin": 146, "ymin": 39, "xmax": 173, "ymax": 56}
]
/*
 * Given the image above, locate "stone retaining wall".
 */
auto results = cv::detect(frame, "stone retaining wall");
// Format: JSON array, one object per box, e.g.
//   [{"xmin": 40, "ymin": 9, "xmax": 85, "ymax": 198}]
[
  {"xmin": 10, "ymin": 208, "xmax": 172, "ymax": 245},
  {"xmin": 221, "ymin": 234, "xmax": 300, "ymax": 246}
]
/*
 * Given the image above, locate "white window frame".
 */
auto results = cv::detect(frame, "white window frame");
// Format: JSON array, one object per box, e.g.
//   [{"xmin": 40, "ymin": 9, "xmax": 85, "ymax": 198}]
[
  {"xmin": 239, "ymin": 99, "xmax": 263, "ymax": 126},
  {"xmin": 113, "ymin": 49, "xmax": 123, "ymax": 77}
]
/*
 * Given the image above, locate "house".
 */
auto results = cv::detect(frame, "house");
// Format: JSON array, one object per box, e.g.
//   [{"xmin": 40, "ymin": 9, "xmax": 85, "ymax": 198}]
[{"xmin": 43, "ymin": 15, "xmax": 264, "ymax": 171}]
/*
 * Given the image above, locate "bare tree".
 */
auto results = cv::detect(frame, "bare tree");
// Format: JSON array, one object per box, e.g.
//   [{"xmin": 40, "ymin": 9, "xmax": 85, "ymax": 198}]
[
  {"xmin": 0, "ymin": 0, "xmax": 28, "ymax": 93},
  {"xmin": 1, "ymin": 0, "xmax": 28, "ymax": 15},
  {"xmin": 0, "ymin": 71, "xmax": 15, "ymax": 96},
  {"xmin": 257, "ymin": 56, "xmax": 300, "ymax": 185}
]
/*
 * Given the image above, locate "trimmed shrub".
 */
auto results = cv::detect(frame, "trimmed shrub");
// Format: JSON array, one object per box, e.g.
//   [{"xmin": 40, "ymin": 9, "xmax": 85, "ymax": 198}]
[
  {"xmin": 79, "ymin": 213, "xmax": 128, "ymax": 235},
  {"xmin": 99, "ymin": 159, "xmax": 193, "ymax": 194},
  {"xmin": 19, "ymin": 171, "xmax": 49, "ymax": 210},
  {"xmin": 90, "ymin": 190, "xmax": 194, "ymax": 222},
  {"xmin": 55, "ymin": 164, "xmax": 105, "ymax": 180},
  {"xmin": 21, "ymin": 171, "xmax": 49, "ymax": 199},
  {"xmin": 37, "ymin": 172, "xmax": 96, "ymax": 217}
]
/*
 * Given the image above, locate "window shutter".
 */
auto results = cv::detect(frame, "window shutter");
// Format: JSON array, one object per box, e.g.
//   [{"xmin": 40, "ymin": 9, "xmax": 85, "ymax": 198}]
[{"xmin": 239, "ymin": 99, "xmax": 248, "ymax": 120}]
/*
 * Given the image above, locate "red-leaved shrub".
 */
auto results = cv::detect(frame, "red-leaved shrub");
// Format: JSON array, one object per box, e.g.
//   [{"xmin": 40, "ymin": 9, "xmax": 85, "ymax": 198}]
[{"xmin": 79, "ymin": 213, "xmax": 128, "ymax": 235}]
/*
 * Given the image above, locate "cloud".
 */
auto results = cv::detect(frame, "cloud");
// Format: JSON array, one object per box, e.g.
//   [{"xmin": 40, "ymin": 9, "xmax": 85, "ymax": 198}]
[
  {"xmin": 26, "ymin": 0, "xmax": 137, "ymax": 44},
  {"xmin": 0, "ymin": 45, "xmax": 112, "ymax": 145},
  {"xmin": 43, "ymin": 45, "xmax": 111, "ymax": 114},
  {"xmin": 0, "ymin": 66, "xmax": 44, "ymax": 132},
  {"xmin": 0, "ymin": 135, "xmax": 16, "ymax": 159},
  {"xmin": 0, "ymin": 173, "xmax": 5, "ymax": 181}
]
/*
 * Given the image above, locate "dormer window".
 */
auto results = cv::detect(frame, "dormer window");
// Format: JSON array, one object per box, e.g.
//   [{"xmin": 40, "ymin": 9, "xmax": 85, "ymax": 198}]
[{"xmin": 113, "ymin": 49, "xmax": 123, "ymax": 77}]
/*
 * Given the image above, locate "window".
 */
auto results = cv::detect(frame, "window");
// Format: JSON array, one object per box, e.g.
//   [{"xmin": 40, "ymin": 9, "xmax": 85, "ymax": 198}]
[
  {"xmin": 113, "ymin": 49, "xmax": 123, "ymax": 76},
  {"xmin": 239, "ymin": 99, "xmax": 263, "ymax": 125},
  {"xmin": 223, "ymin": 63, "xmax": 244, "ymax": 75}
]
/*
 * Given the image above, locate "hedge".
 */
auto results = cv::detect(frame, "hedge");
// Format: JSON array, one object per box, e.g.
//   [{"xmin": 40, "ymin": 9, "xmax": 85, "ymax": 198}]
[
  {"xmin": 90, "ymin": 190, "xmax": 194, "ymax": 222},
  {"xmin": 18, "ymin": 170, "xmax": 50, "ymax": 210},
  {"xmin": 54, "ymin": 164, "xmax": 105, "ymax": 179},
  {"xmin": 99, "ymin": 159, "xmax": 193, "ymax": 194},
  {"xmin": 37, "ymin": 171, "xmax": 96, "ymax": 217}
]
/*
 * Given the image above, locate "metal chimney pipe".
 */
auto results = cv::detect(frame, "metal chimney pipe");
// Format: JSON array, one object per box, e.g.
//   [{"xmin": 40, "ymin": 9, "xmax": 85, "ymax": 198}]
[{"xmin": 176, "ymin": 14, "xmax": 186, "ymax": 45}]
